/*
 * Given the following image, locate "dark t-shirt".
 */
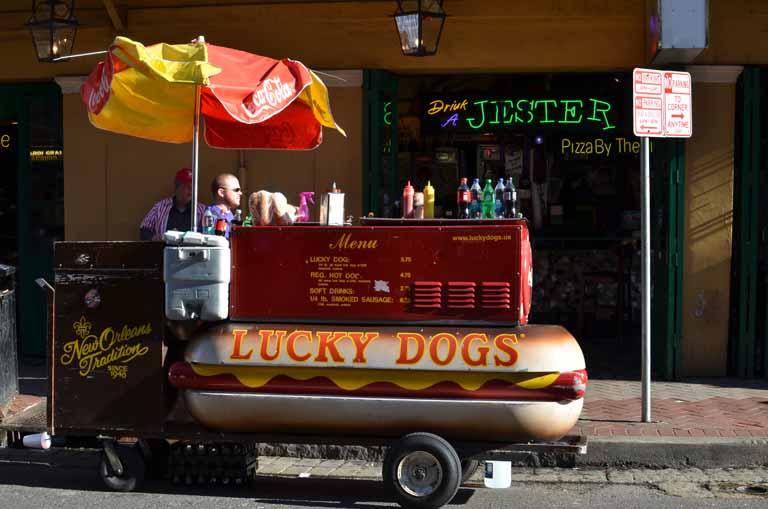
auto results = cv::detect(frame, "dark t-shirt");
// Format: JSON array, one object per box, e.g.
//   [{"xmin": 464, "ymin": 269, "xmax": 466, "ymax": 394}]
[{"xmin": 166, "ymin": 201, "xmax": 191, "ymax": 233}]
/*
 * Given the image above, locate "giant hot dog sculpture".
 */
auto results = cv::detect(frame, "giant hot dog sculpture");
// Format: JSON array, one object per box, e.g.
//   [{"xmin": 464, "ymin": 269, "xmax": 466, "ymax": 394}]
[
  {"xmin": 169, "ymin": 323, "xmax": 586, "ymax": 441},
  {"xmin": 167, "ymin": 221, "xmax": 588, "ymax": 442}
]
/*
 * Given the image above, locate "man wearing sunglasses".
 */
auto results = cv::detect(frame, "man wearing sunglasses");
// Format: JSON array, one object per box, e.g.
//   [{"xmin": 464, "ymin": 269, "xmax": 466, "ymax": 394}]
[{"xmin": 205, "ymin": 173, "xmax": 243, "ymax": 239}]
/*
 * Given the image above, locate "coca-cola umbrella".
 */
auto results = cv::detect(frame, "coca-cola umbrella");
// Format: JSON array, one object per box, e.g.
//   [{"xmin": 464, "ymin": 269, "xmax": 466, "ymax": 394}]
[{"xmin": 80, "ymin": 36, "xmax": 345, "ymax": 230}]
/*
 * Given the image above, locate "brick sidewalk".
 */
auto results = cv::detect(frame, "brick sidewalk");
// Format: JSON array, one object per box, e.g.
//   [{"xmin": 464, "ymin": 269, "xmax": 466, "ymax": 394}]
[{"xmin": 577, "ymin": 379, "xmax": 768, "ymax": 438}]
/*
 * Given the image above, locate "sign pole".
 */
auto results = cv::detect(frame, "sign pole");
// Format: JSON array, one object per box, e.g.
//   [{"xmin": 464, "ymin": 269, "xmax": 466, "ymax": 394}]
[
  {"xmin": 634, "ymin": 67, "xmax": 691, "ymax": 422},
  {"xmin": 640, "ymin": 136, "xmax": 652, "ymax": 422}
]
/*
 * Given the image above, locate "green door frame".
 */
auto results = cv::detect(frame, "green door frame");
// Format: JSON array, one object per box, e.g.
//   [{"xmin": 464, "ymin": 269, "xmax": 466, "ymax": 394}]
[
  {"xmin": 651, "ymin": 139, "xmax": 685, "ymax": 380},
  {"xmin": 363, "ymin": 70, "xmax": 399, "ymax": 216},
  {"xmin": 0, "ymin": 82, "xmax": 62, "ymax": 357},
  {"xmin": 731, "ymin": 67, "xmax": 762, "ymax": 378}
]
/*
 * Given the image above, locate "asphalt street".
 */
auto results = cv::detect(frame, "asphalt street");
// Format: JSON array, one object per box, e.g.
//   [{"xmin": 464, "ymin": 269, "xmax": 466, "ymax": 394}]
[{"xmin": 1, "ymin": 459, "xmax": 767, "ymax": 509}]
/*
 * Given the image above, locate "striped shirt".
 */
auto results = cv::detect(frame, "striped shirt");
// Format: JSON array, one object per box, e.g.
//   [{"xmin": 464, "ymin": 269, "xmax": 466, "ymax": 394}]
[{"xmin": 140, "ymin": 197, "xmax": 207, "ymax": 241}]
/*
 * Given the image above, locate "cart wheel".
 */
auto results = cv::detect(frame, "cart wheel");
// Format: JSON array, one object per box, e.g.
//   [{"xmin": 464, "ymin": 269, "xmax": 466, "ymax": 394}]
[
  {"xmin": 99, "ymin": 444, "xmax": 146, "ymax": 492},
  {"xmin": 383, "ymin": 432, "xmax": 461, "ymax": 509},
  {"xmin": 460, "ymin": 459, "xmax": 480, "ymax": 485}
]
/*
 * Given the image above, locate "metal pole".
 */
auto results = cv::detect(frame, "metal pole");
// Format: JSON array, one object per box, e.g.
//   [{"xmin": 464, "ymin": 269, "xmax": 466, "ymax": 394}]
[
  {"xmin": 641, "ymin": 136, "xmax": 652, "ymax": 422},
  {"xmin": 191, "ymin": 84, "xmax": 201, "ymax": 232}
]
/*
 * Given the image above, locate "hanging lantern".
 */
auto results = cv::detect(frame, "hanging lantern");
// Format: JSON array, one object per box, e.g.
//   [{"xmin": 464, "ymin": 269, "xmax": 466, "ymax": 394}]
[
  {"xmin": 394, "ymin": 0, "xmax": 447, "ymax": 57},
  {"xmin": 27, "ymin": 0, "xmax": 78, "ymax": 62}
]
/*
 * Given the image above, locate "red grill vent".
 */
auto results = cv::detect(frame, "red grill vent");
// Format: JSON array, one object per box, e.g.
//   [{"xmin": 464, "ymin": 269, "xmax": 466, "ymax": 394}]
[
  {"xmin": 446, "ymin": 281, "xmax": 476, "ymax": 309},
  {"xmin": 480, "ymin": 281, "xmax": 511, "ymax": 309},
  {"xmin": 412, "ymin": 281, "xmax": 442, "ymax": 309}
]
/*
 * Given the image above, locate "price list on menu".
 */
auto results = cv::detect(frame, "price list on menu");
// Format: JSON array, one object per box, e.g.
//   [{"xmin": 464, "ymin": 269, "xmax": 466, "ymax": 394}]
[{"xmin": 305, "ymin": 248, "xmax": 413, "ymax": 309}]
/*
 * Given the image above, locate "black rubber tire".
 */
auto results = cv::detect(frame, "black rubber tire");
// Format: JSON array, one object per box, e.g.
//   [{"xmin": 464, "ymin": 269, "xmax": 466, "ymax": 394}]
[
  {"xmin": 460, "ymin": 459, "xmax": 480, "ymax": 485},
  {"xmin": 382, "ymin": 432, "xmax": 462, "ymax": 509},
  {"xmin": 99, "ymin": 444, "xmax": 146, "ymax": 492}
]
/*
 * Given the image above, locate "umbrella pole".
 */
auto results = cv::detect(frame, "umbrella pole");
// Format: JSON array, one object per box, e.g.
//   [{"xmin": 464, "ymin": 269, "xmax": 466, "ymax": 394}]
[{"xmin": 191, "ymin": 84, "xmax": 202, "ymax": 232}]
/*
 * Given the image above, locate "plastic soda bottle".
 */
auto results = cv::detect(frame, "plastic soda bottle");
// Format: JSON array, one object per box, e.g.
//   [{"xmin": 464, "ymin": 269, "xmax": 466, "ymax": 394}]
[
  {"xmin": 494, "ymin": 178, "xmax": 505, "ymax": 218},
  {"xmin": 504, "ymin": 177, "xmax": 518, "ymax": 218},
  {"xmin": 202, "ymin": 208, "xmax": 215, "ymax": 235},
  {"xmin": 457, "ymin": 177, "xmax": 471, "ymax": 219},
  {"xmin": 402, "ymin": 181, "xmax": 415, "ymax": 218},
  {"xmin": 423, "ymin": 181, "xmax": 435, "ymax": 219},
  {"xmin": 469, "ymin": 178, "xmax": 482, "ymax": 218},
  {"xmin": 482, "ymin": 179, "xmax": 495, "ymax": 219},
  {"xmin": 214, "ymin": 218, "xmax": 227, "ymax": 237}
]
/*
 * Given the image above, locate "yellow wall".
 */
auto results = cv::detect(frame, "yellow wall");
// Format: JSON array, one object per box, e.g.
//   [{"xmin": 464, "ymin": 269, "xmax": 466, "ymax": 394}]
[
  {"xmin": 63, "ymin": 86, "xmax": 360, "ymax": 241},
  {"xmin": 0, "ymin": 0, "xmax": 650, "ymax": 80},
  {"xmin": 1, "ymin": 0, "xmax": 765, "ymax": 82},
  {"xmin": 681, "ymin": 82, "xmax": 736, "ymax": 376},
  {"xmin": 696, "ymin": 0, "xmax": 768, "ymax": 65}
]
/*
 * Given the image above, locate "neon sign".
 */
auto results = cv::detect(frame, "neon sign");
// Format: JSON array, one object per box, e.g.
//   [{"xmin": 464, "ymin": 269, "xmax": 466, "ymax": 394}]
[{"xmin": 427, "ymin": 98, "xmax": 616, "ymax": 131}]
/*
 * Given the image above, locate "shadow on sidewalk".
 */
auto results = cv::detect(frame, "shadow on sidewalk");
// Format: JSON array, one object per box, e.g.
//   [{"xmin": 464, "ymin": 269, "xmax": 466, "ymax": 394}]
[{"xmin": 0, "ymin": 459, "xmax": 477, "ymax": 508}]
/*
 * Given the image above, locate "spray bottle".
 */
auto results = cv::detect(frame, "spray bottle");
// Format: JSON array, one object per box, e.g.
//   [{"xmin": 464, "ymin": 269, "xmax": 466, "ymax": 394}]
[{"xmin": 296, "ymin": 192, "xmax": 315, "ymax": 223}]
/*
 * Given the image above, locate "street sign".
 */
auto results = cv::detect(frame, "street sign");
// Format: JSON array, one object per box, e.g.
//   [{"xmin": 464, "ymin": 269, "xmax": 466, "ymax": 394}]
[
  {"xmin": 662, "ymin": 71, "xmax": 692, "ymax": 137},
  {"xmin": 633, "ymin": 69, "xmax": 663, "ymax": 136},
  {"xmin": 632, "ymin": 68, "xmax": 692, "ymax": 139}
]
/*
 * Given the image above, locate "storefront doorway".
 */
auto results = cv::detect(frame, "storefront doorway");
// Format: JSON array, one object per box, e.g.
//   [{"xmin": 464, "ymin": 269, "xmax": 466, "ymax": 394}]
[
  {"xmin": 732, "ymin": 67, "xmax": 768, "ymax": 378},
  {"xmin": 0, "ymin": 83, "xmax": 63, "ymax": 358},
  {"xmin": 364, "ymin": 71, "xmax": 684, "ymax": 379}
]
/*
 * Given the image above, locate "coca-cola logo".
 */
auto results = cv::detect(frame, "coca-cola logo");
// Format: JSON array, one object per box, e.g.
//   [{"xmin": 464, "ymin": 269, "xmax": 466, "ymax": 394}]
[
  {"xmin": 242, "ymin": 77, "xmax": 296, "ymax": 120},
  {"xmin": 83, "ymin": 53, "xmax": 114, "ymax": 115}
]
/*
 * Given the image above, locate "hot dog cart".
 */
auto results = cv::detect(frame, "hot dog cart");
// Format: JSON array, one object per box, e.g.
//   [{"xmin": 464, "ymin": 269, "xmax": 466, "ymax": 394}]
[
  {"xmin": 2, "ymin": 36, "xmax": 587, "ymax": 509},
  {"xmin": 3, "ymin": 217, "xmax": 587, "ymax": 509}
]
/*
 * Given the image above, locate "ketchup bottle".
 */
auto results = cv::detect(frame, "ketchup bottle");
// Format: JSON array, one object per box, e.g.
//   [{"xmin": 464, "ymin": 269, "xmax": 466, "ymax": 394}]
[{"xmin": 402, "ymin": 181, "xmax": 414, "ymax": 218}]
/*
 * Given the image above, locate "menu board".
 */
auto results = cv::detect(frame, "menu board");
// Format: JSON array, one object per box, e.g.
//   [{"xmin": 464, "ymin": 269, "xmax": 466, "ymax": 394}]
[{"xmin": 230, "ymin": 223, "xmax": 528, "ymax": 325}]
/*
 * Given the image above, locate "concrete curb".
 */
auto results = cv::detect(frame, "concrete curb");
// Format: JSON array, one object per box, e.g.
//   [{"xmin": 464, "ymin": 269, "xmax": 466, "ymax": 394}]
[
  {"xmin": 258, "ymin": 437, "xmax": 768, "ymax": 469},
  {"xmin": 580, "ymin": 437, "xmax": 768, "ymax": 469}
]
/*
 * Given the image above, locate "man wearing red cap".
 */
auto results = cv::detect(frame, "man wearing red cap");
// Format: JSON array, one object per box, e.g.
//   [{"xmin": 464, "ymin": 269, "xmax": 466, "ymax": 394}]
[{"xmin": 139, "ymin": 168, "xmax": 207, "ymax": 240}]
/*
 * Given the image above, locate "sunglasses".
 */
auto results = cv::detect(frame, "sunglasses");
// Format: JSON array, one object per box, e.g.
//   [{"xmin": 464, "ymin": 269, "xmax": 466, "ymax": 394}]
[{"xmin": 219, "ymin": 187, "xmax": 242, "ymax": 193}]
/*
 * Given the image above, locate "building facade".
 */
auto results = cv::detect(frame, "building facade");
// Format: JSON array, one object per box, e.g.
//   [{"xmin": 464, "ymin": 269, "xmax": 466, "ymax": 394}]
[{"xmin": 0, "ymin": 0, "xmax": 765, "ymax": 378}]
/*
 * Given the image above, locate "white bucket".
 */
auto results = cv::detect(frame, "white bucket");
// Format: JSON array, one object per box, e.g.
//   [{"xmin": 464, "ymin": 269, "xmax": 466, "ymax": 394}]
[
  {"xmin": 22, "ymin": 432, "xmax": 52, "ymax": 450},
  {"xmin": 483, "ymin": 460, "xmax": 512, "ymax": 489}
]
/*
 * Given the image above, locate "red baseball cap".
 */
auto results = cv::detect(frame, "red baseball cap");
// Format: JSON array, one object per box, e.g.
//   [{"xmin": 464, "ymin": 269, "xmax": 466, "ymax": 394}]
[{"xmin": 175, "ymin": 168, "xmax": 193, "ymax": 185}]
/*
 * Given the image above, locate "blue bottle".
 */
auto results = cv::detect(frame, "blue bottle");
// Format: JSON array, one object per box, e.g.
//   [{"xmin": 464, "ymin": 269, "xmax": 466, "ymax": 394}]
[
  {"xmin": 469, "ymin": 178, "xmax": 482, "ymax": 218},
  {"xmin": 202, "ymin": 208, "xmax": 215, "ymax": 235},
  {"xmin": 494, "ymin": 178, "xmax": 505, "ymax": 218}
]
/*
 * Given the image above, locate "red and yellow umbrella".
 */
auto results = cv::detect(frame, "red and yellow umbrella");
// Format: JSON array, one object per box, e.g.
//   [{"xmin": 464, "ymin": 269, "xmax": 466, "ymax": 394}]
[
  {"xmin": 81, "ymin": 36, "xmax": 345, "ymax": 149},
  {"xmin": 79, "ymin": 36, "xmax": 345, "ymax": 230}
]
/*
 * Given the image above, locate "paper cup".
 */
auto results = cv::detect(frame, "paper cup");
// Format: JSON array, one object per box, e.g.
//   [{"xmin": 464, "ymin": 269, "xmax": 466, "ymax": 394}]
[
  {"xmin": 22, "ymin": 432, "xmax": 52, "ymax": 450},
  {"xmin": 483, "ymin": 460, "xmax": 512, "ymax": 489}
]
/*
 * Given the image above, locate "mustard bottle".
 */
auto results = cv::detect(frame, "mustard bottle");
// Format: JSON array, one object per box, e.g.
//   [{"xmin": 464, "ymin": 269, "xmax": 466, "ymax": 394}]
[{"xmin": 424, "ymin": 181, "xmax": 435, "ymax": 219}]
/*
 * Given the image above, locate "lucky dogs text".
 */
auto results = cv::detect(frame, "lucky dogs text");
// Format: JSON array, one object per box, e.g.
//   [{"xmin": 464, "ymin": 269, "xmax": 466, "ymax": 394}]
[{"xmin": 230, "ymin": 329, "xmax": 520, "ymax": 368}]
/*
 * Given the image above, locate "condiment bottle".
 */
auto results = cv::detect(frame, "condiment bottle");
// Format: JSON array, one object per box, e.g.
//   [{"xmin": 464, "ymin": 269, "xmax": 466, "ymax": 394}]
[
  {"xmin": 423, "ymin": 181, "xmax": 435, "ymax": 219},
  {"xmin": 413, "ymin": 192, "xmax": 425, "ymax": 219},
  {"xmin": 402, "ymin": 181, "xmax": 414, "ymax": 218}
]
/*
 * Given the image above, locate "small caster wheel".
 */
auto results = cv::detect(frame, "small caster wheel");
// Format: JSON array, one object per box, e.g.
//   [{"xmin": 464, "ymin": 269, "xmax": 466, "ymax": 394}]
[
  {"xmin": 99, "ymin": 444, "xmax": 146, "ymax": 492},
  {"xmin": 383, "ymin": 432, "xmax": 461, "ymax": 509}
]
